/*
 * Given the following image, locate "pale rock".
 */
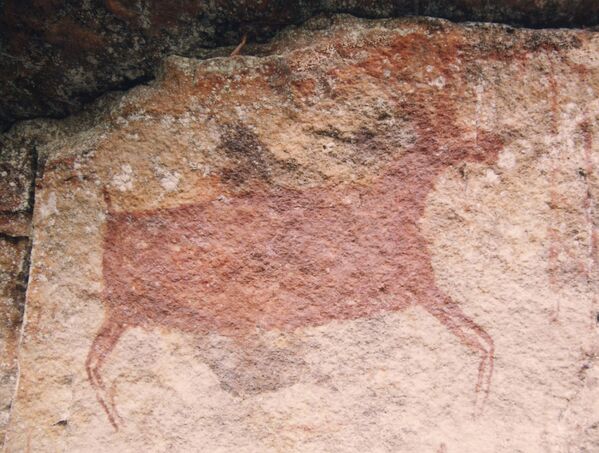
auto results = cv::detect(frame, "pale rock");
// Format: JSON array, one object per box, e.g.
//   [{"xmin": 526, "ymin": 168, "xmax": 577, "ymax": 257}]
[{"xmin": 3, "ymin": 16, "xmax": 599, "ymax": 453}]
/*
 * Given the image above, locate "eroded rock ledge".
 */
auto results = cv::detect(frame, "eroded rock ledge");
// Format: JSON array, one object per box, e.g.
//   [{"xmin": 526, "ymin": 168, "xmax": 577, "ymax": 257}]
[{"xmin": 2, "ymin": 0, "xmax": 599, "ymax": 130}]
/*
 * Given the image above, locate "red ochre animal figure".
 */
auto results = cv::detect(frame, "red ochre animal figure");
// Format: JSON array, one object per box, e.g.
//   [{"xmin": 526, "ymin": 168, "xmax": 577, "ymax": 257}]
[{"xmin": 87, "ymin": 114, "xmax": 502, "ymax": 430}]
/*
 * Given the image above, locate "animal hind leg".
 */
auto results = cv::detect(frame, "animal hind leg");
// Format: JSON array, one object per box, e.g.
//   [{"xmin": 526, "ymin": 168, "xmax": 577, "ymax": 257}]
[
  {"xmin": 421, "ymin": 291, "xmax": 494, "ymax": 414},
  {"xmin": 85, "ymin": 318, "xmax": 126, "ymax": 429}
]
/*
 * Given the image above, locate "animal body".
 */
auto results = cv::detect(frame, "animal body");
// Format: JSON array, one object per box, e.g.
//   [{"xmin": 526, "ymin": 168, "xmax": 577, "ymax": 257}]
[{"xmin": 87, "ymin": 119, "xmax": 501, "ymax": 429}]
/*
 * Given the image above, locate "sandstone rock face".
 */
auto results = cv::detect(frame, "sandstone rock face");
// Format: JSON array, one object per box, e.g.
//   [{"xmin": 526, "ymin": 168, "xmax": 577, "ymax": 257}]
[
  {"xmin": 2, "ymin": 1, "xmax": 599, "ymax": 130},
  {"xmin": 3, "ymin": 15, "xmax": 599, "ymax": 452},
  {"xmin": 0, "ymin": 127, "xmax": 35, "ymax": 443},
  {"xmin": 0, "ymin": 236, "xmax": 28, "ymax": 443}
]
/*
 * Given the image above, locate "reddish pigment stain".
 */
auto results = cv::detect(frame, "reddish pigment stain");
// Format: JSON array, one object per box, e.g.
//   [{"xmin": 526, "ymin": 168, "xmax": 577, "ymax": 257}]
[
  {"xmin": 546, "ymin": 60, "xmax": 598, "ymax": 317},
  {"xmin": 581, "ymin": 120, "xmax": 598, "ymax": 273}
]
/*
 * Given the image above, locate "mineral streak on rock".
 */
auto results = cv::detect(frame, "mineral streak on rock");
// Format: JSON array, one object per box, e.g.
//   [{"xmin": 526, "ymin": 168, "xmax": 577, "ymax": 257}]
[{"xmin": 3, "ymin": 15, "xmax": 599, "ymax": 452}]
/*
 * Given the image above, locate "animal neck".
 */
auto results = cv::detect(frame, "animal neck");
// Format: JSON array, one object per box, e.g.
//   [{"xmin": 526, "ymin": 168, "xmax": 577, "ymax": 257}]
[{"xmin": 375, "ymin": 145, "xmax": 450, "ymax": 216}]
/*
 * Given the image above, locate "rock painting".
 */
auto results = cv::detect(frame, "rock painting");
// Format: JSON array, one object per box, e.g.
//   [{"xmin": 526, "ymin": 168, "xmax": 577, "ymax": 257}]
[{"xmin": 89, "ymin": 121, "xmax": 502, "ymax": 428}]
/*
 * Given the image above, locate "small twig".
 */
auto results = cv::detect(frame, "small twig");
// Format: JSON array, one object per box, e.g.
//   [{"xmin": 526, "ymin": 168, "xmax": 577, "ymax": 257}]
[{"xmin": 230, "ymin": 33, "xmax": 247, "ymax": 57}]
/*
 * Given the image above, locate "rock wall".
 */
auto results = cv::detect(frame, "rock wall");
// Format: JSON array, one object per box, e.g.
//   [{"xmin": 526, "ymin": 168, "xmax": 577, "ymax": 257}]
[
  {"xmin": 2, "ymin": 1, "xmax": 599, "ymax": 130},
  {"xmin": 1, "ymin": 13, "xmax": 599, "ymax": 452},
  {"xmin": 0, "ymin": 125, "xmax": 35, "ymax": 443}
]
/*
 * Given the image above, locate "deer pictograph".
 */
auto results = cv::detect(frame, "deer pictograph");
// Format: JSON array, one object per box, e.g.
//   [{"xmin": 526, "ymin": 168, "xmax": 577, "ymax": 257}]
[
  {"xmin": 83, "ymin": 23, "xmax": 510, "ymax": 428},
  {"xmin": 86, "ymin": 113, "xmax": 502, "ymax": 428}
]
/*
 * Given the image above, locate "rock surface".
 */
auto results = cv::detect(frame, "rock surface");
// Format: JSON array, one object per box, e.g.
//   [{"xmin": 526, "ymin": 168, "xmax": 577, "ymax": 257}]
[
  {"xmin": 0, "ymin": 236, "xmax": 28, "ymax": 443},
  {"xmin": 0, "ymin": 129, "xmax": 34, "ymax": 444},
  {"xmin": 2, "ymin": 15, "xmax": 599, "ymax": 452},
  {"xmin": 2, "ymin": 1, "xmax": 599, "ymax": 130}
]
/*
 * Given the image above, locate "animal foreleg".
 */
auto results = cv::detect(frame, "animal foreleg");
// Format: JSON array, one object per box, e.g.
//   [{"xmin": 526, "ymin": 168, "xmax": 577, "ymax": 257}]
[
  {"xmin": 85, "ymin": 318, "xmax": 126, "ymax": 430},
  {"xmin": 422, "ymin": 291, "xmax": 495, "ymax": 415}
]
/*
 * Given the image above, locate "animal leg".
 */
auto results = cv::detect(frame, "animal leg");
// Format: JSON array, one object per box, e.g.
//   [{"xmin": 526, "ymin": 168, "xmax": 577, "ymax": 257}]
[
  {"xmin": 85, "ymin": 318, "xmax": 126, "ymax": 430},
  {"xmin": 421, "ymin": 291, "xmax": 494, "ymax": 414}
]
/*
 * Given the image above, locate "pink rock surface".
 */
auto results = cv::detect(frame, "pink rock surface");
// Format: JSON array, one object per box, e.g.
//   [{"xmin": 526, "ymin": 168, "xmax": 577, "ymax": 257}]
[{"xmin": 3, "ymin": 16, "xmax": 599, "ymax": 452}]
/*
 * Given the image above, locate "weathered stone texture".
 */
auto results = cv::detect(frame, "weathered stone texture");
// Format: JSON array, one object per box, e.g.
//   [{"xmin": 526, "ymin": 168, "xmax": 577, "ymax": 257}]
[
  {"xmin": 3, "ymin": 15, "xmax": 599, "ymax": 452},
  {"xmin": 2, "ymin": 1, "xmax": 599, "ymax": 130},
  {"xmin": 0, "ymin": 136, "xmax": 33, "ymax": 214},
  {"xmin": 0, "ymin": 236, "xmax": 27, "ymax": 443},
  {"xmin": 0, "ymin": 124, "xmax": 37, "ymax": 444}
]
